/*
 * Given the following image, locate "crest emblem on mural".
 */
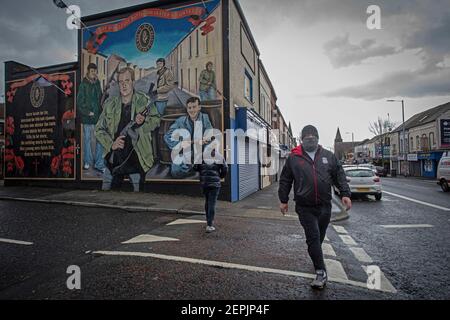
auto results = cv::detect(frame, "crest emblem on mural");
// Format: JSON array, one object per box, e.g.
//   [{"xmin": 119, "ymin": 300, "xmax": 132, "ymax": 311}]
[
  {"xmin": 30, "ymin": 82, "xmax": 45, "ymax": 108},
  {"xmin": 135, "ymin": 23, "xmax": 155, "ymax": 52}
]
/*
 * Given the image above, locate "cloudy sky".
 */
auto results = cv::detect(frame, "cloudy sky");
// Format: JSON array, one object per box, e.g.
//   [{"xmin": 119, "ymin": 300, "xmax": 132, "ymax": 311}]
[{"xmin": 1, "ymin": 0, "xmax": 450, "ymax": 149}]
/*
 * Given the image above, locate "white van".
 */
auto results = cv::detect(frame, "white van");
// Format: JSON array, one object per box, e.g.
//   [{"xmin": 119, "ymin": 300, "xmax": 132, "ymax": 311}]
[{"xmin": 437, "ymin": 152, "xmax": 450, "ymax": 192}]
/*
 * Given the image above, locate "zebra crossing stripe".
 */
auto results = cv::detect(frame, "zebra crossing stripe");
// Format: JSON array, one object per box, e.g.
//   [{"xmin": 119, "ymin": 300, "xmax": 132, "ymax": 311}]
[
  {"xmin": 324, "ymin": 259, "xmax": 348, "ymax": 280},
  {"xmin": 332, "ymin": 225, "xmax": 348, "ymax": 234},
  {"xmin": 339, "ymin": 235, "xmax": 358, "ymax": 246},
  {"xmin": 362, "ymin": 265, "xmax": 397, "ymax": 294},
  {"xmin": 322, "ymin": 243, "xmax": 336, "ymax": 257},
  {"xmin": 349, "ymin": 247, "xmax": 373, "ymax": 263}
]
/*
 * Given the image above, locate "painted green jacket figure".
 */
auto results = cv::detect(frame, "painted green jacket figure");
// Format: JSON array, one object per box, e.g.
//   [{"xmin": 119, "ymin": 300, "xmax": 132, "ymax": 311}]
[
  {"xmin": 199, "ymin": 62, "xmax": 217, "ymax": 102},
  {"xmin": 95, "ymin": 67, "xmax": 161, "ymax": 192},
  {"xmin": 77, "ymin": 63, "xmax": 105, "ymax": 172}
]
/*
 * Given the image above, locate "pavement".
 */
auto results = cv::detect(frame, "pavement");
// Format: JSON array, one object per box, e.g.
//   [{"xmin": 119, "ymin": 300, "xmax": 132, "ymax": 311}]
[{"xmin": 0, "ymin": 180, "xmax": 349, "ymax": 222}]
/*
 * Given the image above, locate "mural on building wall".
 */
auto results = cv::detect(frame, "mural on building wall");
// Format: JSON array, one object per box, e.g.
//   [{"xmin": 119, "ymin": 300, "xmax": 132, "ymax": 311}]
[
  {"xmin": 79, "ymin": 0, "xmax": 224, "ymax": 190},
  {"xmin": 4, "ymin": 72, "xmax": 76, "ymax": 179}
]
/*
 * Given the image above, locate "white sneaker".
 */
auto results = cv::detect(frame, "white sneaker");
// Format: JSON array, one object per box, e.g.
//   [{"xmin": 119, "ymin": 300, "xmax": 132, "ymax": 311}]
[
  {"xmin": 83, "ymin": 163, "xmax": 90, "ymax": 170},
  {"xmin": 205, "ymin": 226, "xmax": 216, "ymax": 233}
]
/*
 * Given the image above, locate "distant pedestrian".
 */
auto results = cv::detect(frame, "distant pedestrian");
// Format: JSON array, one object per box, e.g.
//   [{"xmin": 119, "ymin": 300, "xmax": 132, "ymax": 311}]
[
  {"xmin": 194, "ymin": 151, "xmax": 228, "ymax": 233},
  {"xmin": 278, "ymin": 125, "xmax": 352, "ymax": 289}
]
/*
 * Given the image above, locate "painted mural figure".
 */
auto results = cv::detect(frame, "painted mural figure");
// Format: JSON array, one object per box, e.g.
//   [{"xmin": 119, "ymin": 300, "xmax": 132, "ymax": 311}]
[
  {"xmin": 199, "ymin": 61, "xmax": 217, "ymax": 102},
  {"xmin": 77, "ymin": 63, "xmax": 105, "ymax": 172},
  {"xmin": 164, "ymin": 97, "xmax": 213, "ymax": 179},
  {"xmin": 95, "ymin": 67, "xmax": 161, "ymax": 191},
  {"xmin": 152, "ymin": 58, "xmax": 176, "ymax": 115}
]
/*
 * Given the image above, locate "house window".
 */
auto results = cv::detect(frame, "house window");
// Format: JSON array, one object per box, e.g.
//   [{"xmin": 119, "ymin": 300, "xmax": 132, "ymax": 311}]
[
  {"xmin": 410, "ymin": 137, "xmax": 414, "ymax": 151},
  {"xmin": 195, "ymin": 68, "xmax": 198, "ymax": 93},
  {"xmin": 189, "ymin": 36, "xmax": 192, "ymax": 59},
  {"xmin": 180, "ymin": 69, "xmax": 184, "ymax": 89},
  {"xmin": 196, "ymin": 30, "xmax": 199, "ymax": 57},
  {"xmin": 244, "ymin": 71, "xmax": 253, "ymax": 103},
  {"xmin": 188, "ymin": 68, "xmax": 191, "ymax": 92},
  {"xmin": 416, "ymin": 136, "xmax": 420, "ymax": 150},
  {"xmin": 421, "ymin": 134, "xmax": 428, "ymax": 150},
  {"xmin": 429, "ymin": 132, "xmax": 435, "ymax": 146},
  {"xmin": 261, "ymin": 94, "xmax": 265, "ymax": 118}
]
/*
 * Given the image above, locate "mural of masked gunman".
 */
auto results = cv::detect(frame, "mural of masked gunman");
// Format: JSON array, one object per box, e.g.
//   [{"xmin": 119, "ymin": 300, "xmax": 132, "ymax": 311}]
[
  {"xmin": 164, "ymin": 97, "xmax": 213, "ymax": 179},
  {"xmin": 77, "ymin": 63, "xmax": 105, "ymax": 172},
  {"xmin": 199, "ymin": 61, "xmax": 217, "ymax": 102},
  {"xmin": 150, "ymin": 58, "xmax": 175, "ymax": 115},
  {"xmin": 95, "ymin": 67, "xmax": 161, "ymax": 192}
]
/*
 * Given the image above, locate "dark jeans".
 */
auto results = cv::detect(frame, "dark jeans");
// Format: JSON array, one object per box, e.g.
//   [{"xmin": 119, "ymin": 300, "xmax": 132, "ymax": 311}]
[
  {"xmin": 203, "ymin": 187, "xmax": 220, "ymax": 227},
  {"xmin": 296, "ymin": 203, "xmax": 332, "ymax": 271}
]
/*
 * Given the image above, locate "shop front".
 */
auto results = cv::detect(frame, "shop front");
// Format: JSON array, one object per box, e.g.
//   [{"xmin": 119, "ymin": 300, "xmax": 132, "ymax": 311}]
[
  {"xmin": 407, "ymin": 154, "xmax": 421, "ymax": 177},
  {"xmin": 419, "ymin": 151, "xmax": 444, "ymax": 178},
  {"xmin": 232, "ymin": 107, "xmax": 271, "ymax": 201}
]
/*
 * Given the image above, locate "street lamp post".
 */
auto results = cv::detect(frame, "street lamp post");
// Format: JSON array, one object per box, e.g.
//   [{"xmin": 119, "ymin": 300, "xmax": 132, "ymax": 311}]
[
  {"xmin": 345, "ymin": 132, "xmax": 354, "ymax": 145},
  {"xmin": 387, "ymin": 99, "xmax": 406, "ymax": 173},
  {"xmin": 345, "ymin": 132, "xmax": 355, "ymax": 162}
]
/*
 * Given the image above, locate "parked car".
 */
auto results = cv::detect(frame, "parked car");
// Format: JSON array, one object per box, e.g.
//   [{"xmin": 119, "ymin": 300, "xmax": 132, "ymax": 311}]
[
  {"xmin": 336, "ymin": 167, "xmax": 383, "ymax": 201},
  {"xmin": 358, "ymin": 163, "xmax": 378, "ymax": 176},
  {"xmin": 375, "ymin": 166, "xmax": 388, "ymax": 177},
  {"xmin": 437, "ymin": 152, "xmax": 450, "ymax": 192}
]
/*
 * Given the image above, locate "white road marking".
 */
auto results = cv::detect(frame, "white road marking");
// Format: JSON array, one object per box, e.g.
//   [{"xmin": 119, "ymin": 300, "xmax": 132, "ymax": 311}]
[
  {"xmin": 380, "ymin": 224, "xmax": 433, "ymax": 229},
  {"xmin": 381, "ymin": 197, "xmax": 399, "ymax": 202},
  {"xmin": 332, "ymin": 225, "xmax": 348, "ymax": 234},
  {"xmin": 322, "ymin": 243, "xmax": 336, "ymax": 257},
  {"xmin": 362, "ymin": 266, "xmax": 397, "ymax": 294},
  {"xmin": 324, "ymin": 259, "xmax": 348, "ymax": 280},
  {"xmin": 93, "ymin": 250, "xmax": 395, "ymax": 293},
  {"xmin": 0, "ymin": 238, "xmax": 33, "ymax": 246},
  {"xmin": 339, "ymin": 235, "xmax": 358, "ymax": 246},
  {"xmin": 166, "ymin": 219, "xmax": 205, "ymax": 226},
  {"xmin": 349, "ymin": 247, "xmax": 373, "ymax": 263},
  {"xmin": 122, "ymin": 235, "xmax": 180, "ymax": 244},
  {"xmin": 383, "ymin": 191, "xmax": 450, "ymax": 212}
]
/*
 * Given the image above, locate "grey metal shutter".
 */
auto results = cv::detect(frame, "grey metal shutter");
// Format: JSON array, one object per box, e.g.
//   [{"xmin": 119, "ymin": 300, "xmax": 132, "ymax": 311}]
[{"xmin": 239, "ymin": 139, "xmax": 260, "ymax": 200}]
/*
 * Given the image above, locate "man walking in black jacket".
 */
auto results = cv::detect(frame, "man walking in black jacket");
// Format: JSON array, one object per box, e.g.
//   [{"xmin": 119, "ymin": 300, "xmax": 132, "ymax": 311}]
[
  {"xmin": 278, "ymin": 125, "xmax": 352, "ymax": 289},
  {"xmin": 194, "ymin": 151, "xmax": 228, "ymax": 233}
]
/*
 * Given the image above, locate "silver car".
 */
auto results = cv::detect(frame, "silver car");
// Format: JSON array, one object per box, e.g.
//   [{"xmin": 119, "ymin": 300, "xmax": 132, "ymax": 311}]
[{"xmin": 337, "ymin": 167, "xmax": 383, "ymax": 201}]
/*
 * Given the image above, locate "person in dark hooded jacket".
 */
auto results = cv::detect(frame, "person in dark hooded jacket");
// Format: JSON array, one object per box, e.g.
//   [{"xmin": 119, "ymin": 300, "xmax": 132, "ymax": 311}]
[
  {"xmin": 278, "ymin": 125, "xmax": 352, "ymax": 289},
  {"xmin": 194, "ymin": 150, "xmax": 228, "ymax": 233}
]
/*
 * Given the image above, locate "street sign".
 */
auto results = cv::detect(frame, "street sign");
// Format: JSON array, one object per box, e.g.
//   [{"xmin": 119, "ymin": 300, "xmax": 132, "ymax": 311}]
[{"xmin": 407, "ymin": 154, "xmax": 418, "ymax": 162}]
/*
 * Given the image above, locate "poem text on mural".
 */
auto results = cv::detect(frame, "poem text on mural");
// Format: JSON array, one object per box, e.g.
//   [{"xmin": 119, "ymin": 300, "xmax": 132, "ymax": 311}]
[{"xmin": 19, "ymin": 111, "xmax": 56, "ymax": 157}]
